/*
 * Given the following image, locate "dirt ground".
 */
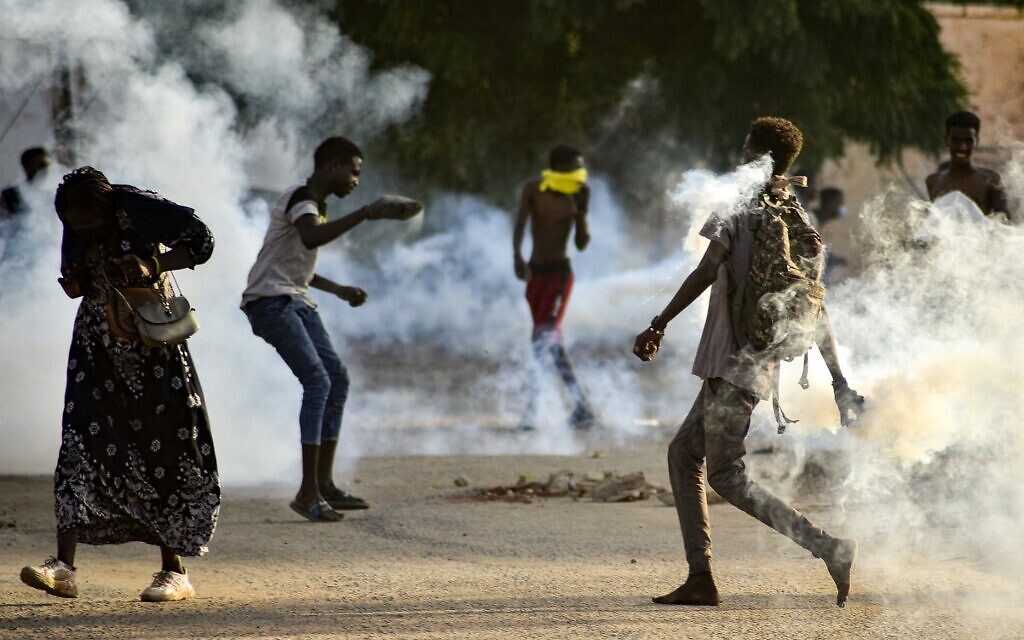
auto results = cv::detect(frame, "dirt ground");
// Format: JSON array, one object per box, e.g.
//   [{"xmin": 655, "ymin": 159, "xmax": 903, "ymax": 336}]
[{"xmin": 2, "ymin": 439, "xmax": 1023, "ymax": 640}]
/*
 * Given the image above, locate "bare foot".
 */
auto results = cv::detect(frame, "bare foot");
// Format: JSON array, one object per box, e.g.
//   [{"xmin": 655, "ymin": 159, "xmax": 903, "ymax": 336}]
[
  {"xmin": 652, "ymin": 572, "xmax": 720, "ymax": 606},
  {"xmin": 823, "ymin": 538, "xmax": 857, "ymax": 607}
]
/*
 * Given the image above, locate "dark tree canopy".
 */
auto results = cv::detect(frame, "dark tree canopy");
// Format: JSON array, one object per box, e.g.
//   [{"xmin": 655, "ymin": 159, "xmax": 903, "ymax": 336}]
[{"xmin": 329, "ymin": 0, "xmax": 965, "ymax": 203}]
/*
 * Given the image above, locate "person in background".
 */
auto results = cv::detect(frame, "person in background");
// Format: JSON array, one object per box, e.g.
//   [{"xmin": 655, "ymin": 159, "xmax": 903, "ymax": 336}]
[
  {"xmin": 512, "ymin": 145, "xmax": 597, "ymax": 432},
  {"xmin": 1, "ymin": 147, "xmax": 51, "ymax": 218},
  {"xmin": 926, "ymin": 111, "xmax": 1009, "ymax": 221}
]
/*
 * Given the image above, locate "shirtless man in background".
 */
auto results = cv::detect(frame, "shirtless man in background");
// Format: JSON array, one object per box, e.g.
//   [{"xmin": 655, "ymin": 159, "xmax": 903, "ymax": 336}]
[
  {"xmin": 512, "ymin": 145, "xmax": 596, "ymax": 432},
  {"xmin": 926, "ymin": 111, "xmax": 1009, "ymax": 220}
]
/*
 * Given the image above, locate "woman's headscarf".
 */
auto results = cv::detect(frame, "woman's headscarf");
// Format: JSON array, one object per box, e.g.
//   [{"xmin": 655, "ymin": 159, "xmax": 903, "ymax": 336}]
[{"xmin": 55, "ymin": 167, "xmax": 115, "ymax": 294}]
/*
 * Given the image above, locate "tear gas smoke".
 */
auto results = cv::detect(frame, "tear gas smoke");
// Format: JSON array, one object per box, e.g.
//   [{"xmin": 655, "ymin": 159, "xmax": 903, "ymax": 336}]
[
  {"xmin": 0, "ymin": 0, "xmax": 700, "ymax": 481},
  {"xmin": 0, "ymin": 0, "xmax": 431, "ymax": 480},
  {"xmin": 4, "ymin": 5, "xmax": 1024, "ymax": 612},
  {"xmin": 767, "ymin": 151, "xmax": 1024, "ymax": 606}
]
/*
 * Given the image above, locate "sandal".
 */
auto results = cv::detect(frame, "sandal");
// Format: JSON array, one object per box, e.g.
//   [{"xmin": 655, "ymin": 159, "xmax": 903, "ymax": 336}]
[
  {"xmin": 289, "ymin": 497, "xmax": 343, "ymax": 522},
  {"xmin": 322, "ymin": 486, "xmax": 370, "ymax": 511}
]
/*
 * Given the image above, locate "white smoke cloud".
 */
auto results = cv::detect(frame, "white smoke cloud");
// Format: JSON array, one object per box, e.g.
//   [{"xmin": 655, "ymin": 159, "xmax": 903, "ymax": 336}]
[
  {"xmin": 669, "ymin": 155, "xmax": 774, "ymax": 255},
  {"xmin": 0, "ymin": 0, "xmax": 707, "ymax": 479},
  {"xmin": 5, "ymin": 8, "xmax": 1024, "ymax": 615},
  {"xmin": 308, "ymin": 161, "xmax": 776, "ymax": 455},
  {"xmin": 197, "ymin": 0, "xmax": 429, "ymax": 134},
  {"xmin": 189, "ymin": 0, "xmax": 429, "ymax": 191},
  {"xmin": 751, "ymin": 148, "xmax": 1024, "ymax": 605},
  {"xmin": 0, "ymin": 0, "xmax": 431, "ymax": 481}
]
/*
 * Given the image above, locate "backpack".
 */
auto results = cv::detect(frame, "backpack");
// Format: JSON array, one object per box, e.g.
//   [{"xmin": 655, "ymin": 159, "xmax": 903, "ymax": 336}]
[{"xmin": 730, "ymin": 191, "xmax": 826, "ymax": 432}]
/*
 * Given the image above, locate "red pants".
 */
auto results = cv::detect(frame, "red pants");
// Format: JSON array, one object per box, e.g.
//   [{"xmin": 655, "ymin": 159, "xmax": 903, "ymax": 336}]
[{"xmin": 526, "ymin": 270, "xmax": 574, "ymax": 339}]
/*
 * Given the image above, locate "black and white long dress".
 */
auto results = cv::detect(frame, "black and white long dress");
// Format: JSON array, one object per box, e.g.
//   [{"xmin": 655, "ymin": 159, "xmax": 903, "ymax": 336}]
[{"xmin": 55, "ymin": 186, "xmax": 219, "ymax": 556}]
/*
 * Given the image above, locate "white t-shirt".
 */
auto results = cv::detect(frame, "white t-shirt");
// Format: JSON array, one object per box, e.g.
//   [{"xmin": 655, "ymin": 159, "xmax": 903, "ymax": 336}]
[{"xmin": 241, "ymin": 185, "xmax": 321, "ymax": 309}]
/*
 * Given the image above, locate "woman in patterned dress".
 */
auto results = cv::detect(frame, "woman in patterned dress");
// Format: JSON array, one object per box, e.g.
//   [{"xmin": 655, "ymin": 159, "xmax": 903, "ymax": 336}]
[{"xmin": 20, "ymin": 167, "xmax": 220, "ymax": 602}]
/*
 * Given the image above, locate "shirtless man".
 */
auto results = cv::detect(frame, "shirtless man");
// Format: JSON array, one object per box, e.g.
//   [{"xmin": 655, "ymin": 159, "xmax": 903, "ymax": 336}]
[
  {"xmin": 926, "ymin": 111, "xmax": 1009, "ymax": 219},
  {"xmin": 512, "ymin": 145, "xmax": 596, "ymax": 431}
]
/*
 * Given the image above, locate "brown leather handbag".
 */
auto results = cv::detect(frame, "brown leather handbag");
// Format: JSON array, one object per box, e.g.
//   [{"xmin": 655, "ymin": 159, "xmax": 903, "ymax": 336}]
[{"xmin": 104, "ymin": 270, "xmax": 199, "ymax": 347}]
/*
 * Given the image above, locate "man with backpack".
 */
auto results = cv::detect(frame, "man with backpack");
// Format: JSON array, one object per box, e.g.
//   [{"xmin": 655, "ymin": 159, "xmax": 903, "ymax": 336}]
[{"xmin": 633, "ymin": 117, "xmax": 863, "ymax": 607}]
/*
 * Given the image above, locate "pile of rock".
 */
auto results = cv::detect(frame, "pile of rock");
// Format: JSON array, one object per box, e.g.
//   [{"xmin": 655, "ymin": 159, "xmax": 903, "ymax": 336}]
[
  {"xmin": 455, "ymin": 470, "xmax": 673, "ymax": 504},
  {"xmin": 585, "ymin": 471, "xmax": 665, "ymax": 503}
]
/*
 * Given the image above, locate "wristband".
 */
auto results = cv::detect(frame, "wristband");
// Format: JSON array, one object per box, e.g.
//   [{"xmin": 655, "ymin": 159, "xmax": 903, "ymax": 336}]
[{"xmin": 649, "ymin": 315, "xmax": 666, "ymax": 334}]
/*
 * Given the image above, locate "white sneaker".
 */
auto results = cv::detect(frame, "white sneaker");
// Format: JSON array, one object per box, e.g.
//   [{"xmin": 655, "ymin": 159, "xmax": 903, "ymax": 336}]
[
  {"xmin": 140, "ymin": 570, "xmax": 195, "ymax": 602},
  {"xmin": 20, "ymin": 557, "xmax": 79, "ymax": 598}
]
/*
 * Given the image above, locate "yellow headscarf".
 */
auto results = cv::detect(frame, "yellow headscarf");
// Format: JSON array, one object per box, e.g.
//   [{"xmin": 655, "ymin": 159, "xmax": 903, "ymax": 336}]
[{"xmin": 539, "ymin": 168, "xmax": 588, "ymax": 195}]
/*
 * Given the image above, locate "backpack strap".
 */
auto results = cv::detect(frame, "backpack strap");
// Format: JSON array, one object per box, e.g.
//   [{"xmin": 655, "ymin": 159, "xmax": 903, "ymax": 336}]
[{"xmin": 772, "ymin": 364, "xmax": 799, "ymax": 435}]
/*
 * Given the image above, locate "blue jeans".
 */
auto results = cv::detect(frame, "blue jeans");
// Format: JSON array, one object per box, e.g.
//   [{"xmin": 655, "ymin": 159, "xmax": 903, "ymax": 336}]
[{"xmin": 243, "ymin": 296, "xmax": 349, "ymax": 445}]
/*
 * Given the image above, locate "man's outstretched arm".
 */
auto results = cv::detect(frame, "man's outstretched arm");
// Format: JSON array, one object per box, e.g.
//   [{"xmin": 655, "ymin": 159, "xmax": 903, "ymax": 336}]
[
  {"xmin": 296, "ymin": 209, "xmax": 369, "ymax": 250},
  {"xmin": 513, "ymin": 184, "xmax": 532, "ymax": 280},
  {"xmin": 295, "ymin": 196, "xmax": 422, "ymax": 250},
  {"xmin": 633, "ymin": 241, "xmax": 727, "ymax": 361},
  {"xmin": 816, "ymin": 306, "xmax": 865, "ymax": 425}
]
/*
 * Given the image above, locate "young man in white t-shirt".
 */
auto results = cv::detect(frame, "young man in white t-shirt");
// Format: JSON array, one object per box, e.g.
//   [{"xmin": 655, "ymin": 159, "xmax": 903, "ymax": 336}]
[{"xmin": 242, "ymin": 136, "xmax": 421, "ymax": 522}]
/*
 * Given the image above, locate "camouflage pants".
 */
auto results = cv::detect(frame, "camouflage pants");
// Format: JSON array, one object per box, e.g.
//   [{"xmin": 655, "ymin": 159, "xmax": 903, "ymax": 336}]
[{"xmin": 667, "ymin": 378, "xmax": 833, "ymax": 574}]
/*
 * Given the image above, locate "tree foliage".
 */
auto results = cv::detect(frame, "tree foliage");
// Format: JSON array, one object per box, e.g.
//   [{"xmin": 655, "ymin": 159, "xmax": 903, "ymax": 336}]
[{"xmin": 329, "ymin": 0, "xmax": 966, "ymax": 202}]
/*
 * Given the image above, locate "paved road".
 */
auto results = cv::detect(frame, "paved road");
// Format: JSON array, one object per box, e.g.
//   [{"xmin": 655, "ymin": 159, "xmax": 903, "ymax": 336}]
[{"xmin": 1, "ymin": 448, "xmax": 1021, "ymax": 639}]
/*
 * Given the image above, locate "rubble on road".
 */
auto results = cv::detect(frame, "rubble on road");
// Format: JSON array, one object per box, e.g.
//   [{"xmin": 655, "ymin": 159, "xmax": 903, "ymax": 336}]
[
  {"xmin": 591, "ymin": 471, "xmax": 649, "ymax": 502},
  {"xmin": 450, "ymin": 469, "xmax": 673, "ymax": 504}
]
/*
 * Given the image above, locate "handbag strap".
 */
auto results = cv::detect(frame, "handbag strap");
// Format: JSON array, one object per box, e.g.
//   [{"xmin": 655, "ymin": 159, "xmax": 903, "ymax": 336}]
[
  {"xmin": 153, "ymin": 247, "xmax": 184, "ymax": 297},
  {"xmin": 100, "ymin": 264, "xmax": 137, "ymax": 311},
  {"xmin": 166, "ymin": 266, "xmax": 184, "ymax": 298},
  {"xmin": 101, "ymin": 258, "xmax": 175, "ymax": 313}
]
